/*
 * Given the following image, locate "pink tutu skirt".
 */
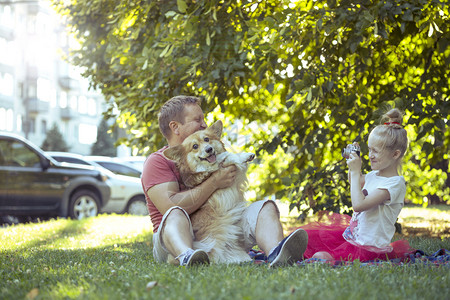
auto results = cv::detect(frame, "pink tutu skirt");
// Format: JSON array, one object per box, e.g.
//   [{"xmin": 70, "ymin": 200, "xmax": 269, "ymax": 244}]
[{"xmin": 295, "ymin": 212, "xmax": 414, "ymax": 262}]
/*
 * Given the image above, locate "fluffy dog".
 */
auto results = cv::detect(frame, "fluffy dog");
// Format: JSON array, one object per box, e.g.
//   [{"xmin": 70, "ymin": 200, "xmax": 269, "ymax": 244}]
[{"xmin": 164, "ymin": 120, "xmax": 255, "ymax": 264}]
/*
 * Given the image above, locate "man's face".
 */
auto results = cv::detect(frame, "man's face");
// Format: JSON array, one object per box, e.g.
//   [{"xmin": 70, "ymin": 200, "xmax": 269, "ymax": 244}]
[{"xmin": 178, "ymin": 104, "xmax": 207, "ymax": 141}]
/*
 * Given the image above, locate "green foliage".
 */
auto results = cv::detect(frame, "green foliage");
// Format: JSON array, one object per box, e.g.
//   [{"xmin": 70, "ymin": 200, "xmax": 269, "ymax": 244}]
[
  {"xmin": 52, "ymin": 0, "xmax": 449, "ymax": 215},
  {"xmin": 41, "ymin": 123, "xmax": 69, "ymax": 152},
  {"xmin": 91, "ymin": 118, "xmax": 117, "ymax": 156}
]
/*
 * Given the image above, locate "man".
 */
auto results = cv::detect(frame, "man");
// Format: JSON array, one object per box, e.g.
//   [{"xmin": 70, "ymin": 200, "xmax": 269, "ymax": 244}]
[{"xmin": 141, "ymin": 95, "xmax": 308, "ymax": 267}]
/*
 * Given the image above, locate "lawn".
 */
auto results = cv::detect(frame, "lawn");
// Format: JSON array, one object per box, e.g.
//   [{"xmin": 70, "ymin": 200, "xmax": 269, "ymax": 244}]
[{"xmin": 0, "ymin": 206, "xmax": 449, "ymax": 300}]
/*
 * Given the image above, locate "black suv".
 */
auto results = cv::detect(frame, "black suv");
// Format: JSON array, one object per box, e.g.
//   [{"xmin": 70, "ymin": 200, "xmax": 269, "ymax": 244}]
[{"xmin": 0, "ymin": 132, "xmax": 110, "ymax": 220}]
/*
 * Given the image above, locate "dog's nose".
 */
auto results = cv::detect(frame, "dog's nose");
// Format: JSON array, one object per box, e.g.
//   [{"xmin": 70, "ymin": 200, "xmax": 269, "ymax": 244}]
[{"xmin": 205, "ymin": 145, "xmax": 213, "ymax": 153}]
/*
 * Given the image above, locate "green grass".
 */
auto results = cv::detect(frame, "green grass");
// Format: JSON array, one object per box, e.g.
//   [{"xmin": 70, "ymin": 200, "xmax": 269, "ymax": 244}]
[{"xmin": 1, "ymin": 211, "xmax": 449, "ymax": 300}]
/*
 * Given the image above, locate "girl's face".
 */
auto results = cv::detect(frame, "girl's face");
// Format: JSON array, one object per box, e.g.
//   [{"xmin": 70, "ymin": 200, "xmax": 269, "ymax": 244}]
[{"xmin": 367, "ymin": 134, "xmax": 398, "ymax": 173}]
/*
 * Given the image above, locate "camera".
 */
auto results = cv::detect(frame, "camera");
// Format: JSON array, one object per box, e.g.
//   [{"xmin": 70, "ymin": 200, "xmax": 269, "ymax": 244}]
[{"xmin": 341, "ymin": 144, "xmax": 360, "ymax": 159}]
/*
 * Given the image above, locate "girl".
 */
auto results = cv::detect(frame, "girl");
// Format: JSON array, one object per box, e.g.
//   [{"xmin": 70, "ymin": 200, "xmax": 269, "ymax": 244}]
[{"xmin": 300, "ymin": 108, "xmax": 414, "ymax": 262}]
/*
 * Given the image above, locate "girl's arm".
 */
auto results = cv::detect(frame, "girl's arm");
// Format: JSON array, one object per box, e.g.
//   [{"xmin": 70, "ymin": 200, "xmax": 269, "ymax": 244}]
[
  {"xmin": 346, "ymin": 142, "xmax": 365, "ymax": 189},
  {"xmin": 349, "ymin": 172, "xmax": 389, "ymax": 212},
  {"xmin": 347, "ymin": 153, "xmax": 387, "ymax": 212},
  {"xmin": 348, "ymin": 171, "xmax": 365, "ymax": 189}
]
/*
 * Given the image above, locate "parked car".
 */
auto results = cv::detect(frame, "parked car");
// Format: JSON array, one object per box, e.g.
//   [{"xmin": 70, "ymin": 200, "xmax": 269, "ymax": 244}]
[
  {"xmin": 85, "ymin": 156, "xmax": 142, "ymax": 178},
  {"xmin": 47, "ymin": 152, "xmax": 148, "ymax": 216},
  {"xmin": 0, "ymin": 132, "xmax": 111, "ymax": 220},
  {"xmin": 120, "ymin": 156, "xmax": 146, "ymax": 172}
]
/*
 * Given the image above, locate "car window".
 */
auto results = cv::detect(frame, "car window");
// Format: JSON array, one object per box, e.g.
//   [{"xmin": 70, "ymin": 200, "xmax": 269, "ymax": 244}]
[
  {"xmin": 53, "ymin": 156, "xmax": 90, "ymax": 165},
  {"xmin": 0, "ymin": 140, "xmax": 41, "ymax": 167},
  {"xmin": 95, "ymin": 161, "xmax": 141, "ymax": 178}
]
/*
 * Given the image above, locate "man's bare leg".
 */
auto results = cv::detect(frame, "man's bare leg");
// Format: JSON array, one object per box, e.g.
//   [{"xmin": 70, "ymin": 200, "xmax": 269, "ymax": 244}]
[
  {"xmin": 161, "ymin": 208, "xmax": 193, "ymax": 257},
  {"xmin": 160, "ymin": 208, "xmax": 209, "ymax": 266},
  {"xmin": 255, "ymin": 201, "xmax": 284, "ymax": 254},
  {"xmin": 255, "ymin": 201, "xmax": 308, "ymax": 267}
]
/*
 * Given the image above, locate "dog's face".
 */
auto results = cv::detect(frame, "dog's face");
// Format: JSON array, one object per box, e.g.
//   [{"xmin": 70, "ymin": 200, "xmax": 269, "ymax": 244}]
[{"xmin": 164, "ymin": 120, "xmax": 226, "ymax": 173}]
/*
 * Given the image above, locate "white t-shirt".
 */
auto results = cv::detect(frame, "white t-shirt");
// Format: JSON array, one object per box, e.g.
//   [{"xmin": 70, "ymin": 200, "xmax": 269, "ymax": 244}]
[{"xmin": 343, "ymin": 170, "xmax": 406, "ymax": 252}]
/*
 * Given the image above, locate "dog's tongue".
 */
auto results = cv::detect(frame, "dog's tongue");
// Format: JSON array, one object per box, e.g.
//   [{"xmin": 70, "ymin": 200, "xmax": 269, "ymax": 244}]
[{"xmin": 207, "ymin": 154, "xmax": 216, "ymax": 163}]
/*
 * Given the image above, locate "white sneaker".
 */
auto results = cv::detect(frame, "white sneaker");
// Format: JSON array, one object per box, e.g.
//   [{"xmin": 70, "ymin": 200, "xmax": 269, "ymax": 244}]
[{"xmin": 180, "ymin": 249, "xmax": 210, "ymax": 267}]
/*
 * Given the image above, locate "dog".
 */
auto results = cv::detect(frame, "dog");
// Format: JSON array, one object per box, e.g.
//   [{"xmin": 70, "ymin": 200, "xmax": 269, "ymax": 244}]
[{"xmin": 163, "ymin": 120, "xmax": 255, "ymax": 264}]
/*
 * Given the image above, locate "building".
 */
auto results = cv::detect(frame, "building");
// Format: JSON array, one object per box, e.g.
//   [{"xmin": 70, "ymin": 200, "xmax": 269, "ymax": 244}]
[{"xmin": 0, "ymin": 0, "xmax": 106, "ymax": 155}]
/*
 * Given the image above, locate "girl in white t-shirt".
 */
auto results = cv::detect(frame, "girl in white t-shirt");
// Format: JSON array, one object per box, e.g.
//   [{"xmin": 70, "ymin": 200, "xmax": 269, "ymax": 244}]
[{"xmin": 298, "ymin": 108, "xmax": 414, "ymax": 262}]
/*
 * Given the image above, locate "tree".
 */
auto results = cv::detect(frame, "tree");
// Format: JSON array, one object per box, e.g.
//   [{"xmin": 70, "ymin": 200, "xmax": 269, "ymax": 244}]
[
  {"xmin": 91, "ymin": 118, "xmax": 117, "ymax": 156},
  {"xmin": 41, "ymin": 123, "xmax": 69, "ymax": 152},
  {"xmin": 52, "ymin": 0, "xmax": 449, "ymax": 216}
]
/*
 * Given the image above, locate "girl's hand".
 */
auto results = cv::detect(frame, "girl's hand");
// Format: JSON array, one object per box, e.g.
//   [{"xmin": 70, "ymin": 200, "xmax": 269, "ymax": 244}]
[{"xmin": 346, "ymin": 152, "xmax": 361, "ymax": 174}]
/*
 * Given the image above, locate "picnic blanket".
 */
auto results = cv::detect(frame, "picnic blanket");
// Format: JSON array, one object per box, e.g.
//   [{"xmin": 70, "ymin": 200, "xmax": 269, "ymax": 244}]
[{"xmin": 248, "ymin": 248, "xmax": 450, "ymax": 267}]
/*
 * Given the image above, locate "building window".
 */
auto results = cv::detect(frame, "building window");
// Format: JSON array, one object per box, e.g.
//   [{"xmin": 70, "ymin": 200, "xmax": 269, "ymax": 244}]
[
  {"xmin": 0, "ymin": 5, "xmax": 14, "ymax": 28},
  {"xmin": 16, "ymin": 114, "xmax": 22, "ymax": 132},
  {"xmin": 27, "ymin": 83, "xmax": 37, "ymax": 98},
  {"xmin": 0, "ymin": 108, "xmax": 13, "ymax": 131},
  {"xmin": 0, "ymin": 38, "xmax": 8, "ymax": 65},
  {"xmin": 0, "ymin": 73, "xmax": 14, "ymax": 96},
  {"xmin": 0, "ymin": 39, "xmax": 17, "ymax": 66},
  {"xmin": 37, "ymin": 78, "xmax": 51, "ymax": 102},
  {"xmin": 0, "ymin": 108, "xmax": 5, "ymax": 130},
  {"xmin": 78, "ymin": 123, "xmax": 97, "ymax": 144},
  {"xmin": 41, "ymin": 120, "xmax": 47, "ymax": 134},
  {"xmin": 70, "ymin": 95, "xmax": 77, "ymax": 110},
  {"xmin": 28, "ymin": 118, "xmax": 36, "ymax": 134}
]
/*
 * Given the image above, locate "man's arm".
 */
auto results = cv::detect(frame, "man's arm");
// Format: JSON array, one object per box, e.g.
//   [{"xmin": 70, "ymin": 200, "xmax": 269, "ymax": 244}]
[{"xmin": 147, "ymin": 165, "xmax": 237, "ymax": 215}]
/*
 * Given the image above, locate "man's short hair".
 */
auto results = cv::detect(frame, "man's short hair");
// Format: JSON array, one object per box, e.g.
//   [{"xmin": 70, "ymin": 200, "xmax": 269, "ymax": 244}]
[{"xmin": 158, "ymin": 95, "xmax": 201, "ymax": 139}]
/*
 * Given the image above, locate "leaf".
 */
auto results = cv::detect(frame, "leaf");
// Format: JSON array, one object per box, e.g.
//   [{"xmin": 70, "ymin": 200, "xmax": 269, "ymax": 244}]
[
  {"xmin": 165, "ymin": 11, "xmax": 177, "ymax": 18},
  {"xmin": 159, "ymin": 44, "xmax": 171, "ymax": 57},
  {"xmin": 428, "ymin": 23, "xmax": 434, "ymax": 37},
  {"xmin": 146, "ymin": 281, "xmax": 158, "ymax": 290},
  {"xmin": 177, "ymin": 0, "xmax": 187, "ymax": 13}
]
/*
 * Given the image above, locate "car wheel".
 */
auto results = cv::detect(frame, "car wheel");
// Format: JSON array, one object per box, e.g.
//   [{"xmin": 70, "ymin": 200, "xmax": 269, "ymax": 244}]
[
  {"xmin": 126, "ymin": 196, "xmax": 148, "ymax": 216},
  {"xmin": 69, "ymin": 190, "xmax": 100, "ymax": 219}
]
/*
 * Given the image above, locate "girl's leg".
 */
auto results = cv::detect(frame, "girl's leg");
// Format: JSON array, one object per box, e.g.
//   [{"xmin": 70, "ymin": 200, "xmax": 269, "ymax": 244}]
[{"xmin": 312, "ymin": 251, "xmax": 334, "ymax": 261}]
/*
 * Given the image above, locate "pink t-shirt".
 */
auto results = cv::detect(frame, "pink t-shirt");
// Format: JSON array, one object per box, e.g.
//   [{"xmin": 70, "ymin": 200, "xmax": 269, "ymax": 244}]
[{"xmin": 141, "ymin": 146, "xmax": 185, "ymax": 232}]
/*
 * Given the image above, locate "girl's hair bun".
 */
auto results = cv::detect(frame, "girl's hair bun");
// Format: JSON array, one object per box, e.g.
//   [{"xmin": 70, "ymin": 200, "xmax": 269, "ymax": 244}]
[{"xmin": 382, "ymin": 108, "xmax": 403, "ymax": 129}]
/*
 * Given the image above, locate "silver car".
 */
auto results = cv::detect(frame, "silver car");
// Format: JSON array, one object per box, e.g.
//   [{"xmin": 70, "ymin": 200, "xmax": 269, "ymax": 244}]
[{"xmin": 47, "ymin": 152, "xmax": 148, "ymax": 216}]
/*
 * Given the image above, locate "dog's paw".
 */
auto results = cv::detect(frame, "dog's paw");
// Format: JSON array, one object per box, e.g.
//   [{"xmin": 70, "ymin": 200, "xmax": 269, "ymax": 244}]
[
  {"xmin": 220, "ymin": 152, "xmax": 256, "ymax": 165},
  {"xmin": 242, "ymin": 153, "xmax": 255, "ymax": 163}
]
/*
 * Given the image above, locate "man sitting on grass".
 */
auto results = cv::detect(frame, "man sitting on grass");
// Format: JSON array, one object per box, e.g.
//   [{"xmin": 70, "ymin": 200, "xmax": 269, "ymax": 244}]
[{"xmin": 141, "ymin": 95, "xmax": 308, "ymax": 267}]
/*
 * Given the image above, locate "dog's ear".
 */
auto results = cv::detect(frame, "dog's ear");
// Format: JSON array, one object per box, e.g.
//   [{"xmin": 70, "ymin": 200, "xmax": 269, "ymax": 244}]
[
  {"xmin": 163, "ymin": 146, "xmax": 184, "ymax": 163},
  {"xmin": 208, "ymin": 120, "xmax": 223, "ymax": 138}
]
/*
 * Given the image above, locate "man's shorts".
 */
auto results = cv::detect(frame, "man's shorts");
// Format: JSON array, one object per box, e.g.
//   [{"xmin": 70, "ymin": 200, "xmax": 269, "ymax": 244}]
[{"xmin": 152, "ymin": 199, "xmax": 279, "ymax": 263}]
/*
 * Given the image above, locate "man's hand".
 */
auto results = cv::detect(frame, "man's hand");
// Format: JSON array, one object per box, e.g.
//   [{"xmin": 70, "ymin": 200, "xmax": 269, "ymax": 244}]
[{"xmin": 212, "ymin": 165, "xmax": 237, "ymax": 189}]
